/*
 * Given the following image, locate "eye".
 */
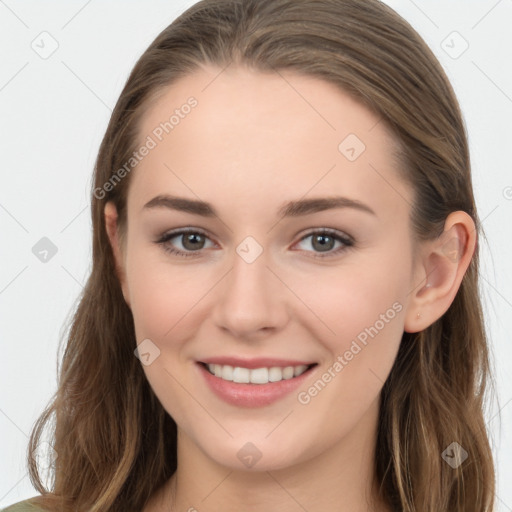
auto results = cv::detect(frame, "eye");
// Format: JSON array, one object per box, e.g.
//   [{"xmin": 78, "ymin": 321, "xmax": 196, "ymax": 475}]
[
  {"xmin": 155, "ymin": 227, "xmax": 354, "ymax": 259},
  {"xmin": 299, "ymin": 228, "xmax": 354, "ymax": 258},
  {"xmin": 293, "ymin": 229, "xmax": 354, "ymax": 258},
  {"xmin": 155, "ymin": 228, "xmax": 215, "ymax": 258}
]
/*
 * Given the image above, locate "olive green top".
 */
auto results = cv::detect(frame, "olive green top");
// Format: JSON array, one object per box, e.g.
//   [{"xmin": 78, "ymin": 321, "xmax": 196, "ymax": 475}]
[{"xmin": 1, "ymin": 498, "xmax": 46, "ymax": 512}]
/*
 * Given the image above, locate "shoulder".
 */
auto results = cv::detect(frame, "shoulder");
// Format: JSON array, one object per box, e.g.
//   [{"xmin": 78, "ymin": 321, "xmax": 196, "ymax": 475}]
[{"xmin": 1, "ymin": 497, "xmax": 47, "ymax": 512}]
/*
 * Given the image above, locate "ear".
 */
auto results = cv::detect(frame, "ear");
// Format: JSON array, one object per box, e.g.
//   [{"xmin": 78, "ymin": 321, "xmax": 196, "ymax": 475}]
[
  {"xmin": 404, "ymin": 211, "xmax": 477, "ymax": 333},
  {"xmin": 104, "ymin": 201, "xmax": 130, "ymax": 306}
]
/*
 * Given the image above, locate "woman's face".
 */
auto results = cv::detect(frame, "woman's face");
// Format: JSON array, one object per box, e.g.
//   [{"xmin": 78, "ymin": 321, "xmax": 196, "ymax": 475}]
[{"xmin": 108, "ymin": 65, "xmax": 421, "ymax": 471}]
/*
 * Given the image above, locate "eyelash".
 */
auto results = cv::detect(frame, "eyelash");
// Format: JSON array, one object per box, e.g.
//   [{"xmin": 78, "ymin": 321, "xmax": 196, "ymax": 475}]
[{"xmin": 155, "ymin": 227, "xmax": 354, "ymax": 259}]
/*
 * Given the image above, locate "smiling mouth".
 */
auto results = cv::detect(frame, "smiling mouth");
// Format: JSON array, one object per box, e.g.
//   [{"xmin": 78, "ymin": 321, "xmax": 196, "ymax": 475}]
[{"xmin": 199, "ymin": 362, "xmax": 318, "ymax": 385}]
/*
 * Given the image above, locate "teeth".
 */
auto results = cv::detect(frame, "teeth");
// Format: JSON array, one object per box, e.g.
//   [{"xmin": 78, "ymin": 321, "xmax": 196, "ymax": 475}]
[{"xmin": 206, "ymin": 363, "xmax": 311, "ymax": 384}]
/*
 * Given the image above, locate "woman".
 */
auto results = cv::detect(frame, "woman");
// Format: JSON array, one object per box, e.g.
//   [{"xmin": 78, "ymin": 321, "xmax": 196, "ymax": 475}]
[{"xmin": 3, "ymin": 0, "xmax": 496, "ymax": 510}]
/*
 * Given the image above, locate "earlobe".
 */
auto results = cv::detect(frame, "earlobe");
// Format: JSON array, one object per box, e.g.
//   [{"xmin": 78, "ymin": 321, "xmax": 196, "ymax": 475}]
[
  {"xmin": 404, "ymin": 211, "xmax": 476, "ymax": 333},
  {"xmin": 104, "ymin": 202, "xmax": 130, "ymax": 306}
]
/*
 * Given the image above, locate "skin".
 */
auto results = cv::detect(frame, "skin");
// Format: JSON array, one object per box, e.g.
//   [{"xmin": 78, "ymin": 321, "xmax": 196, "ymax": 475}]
[{"xmin": 104, "ymin": 64, "xmax": 476, "ymax": 512}]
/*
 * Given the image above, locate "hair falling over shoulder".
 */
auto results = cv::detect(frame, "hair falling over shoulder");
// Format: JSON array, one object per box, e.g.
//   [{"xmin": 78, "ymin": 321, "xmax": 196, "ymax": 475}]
[{"xmin": 26, "ymin": 1, "xmax": 497, "ymax": 510}]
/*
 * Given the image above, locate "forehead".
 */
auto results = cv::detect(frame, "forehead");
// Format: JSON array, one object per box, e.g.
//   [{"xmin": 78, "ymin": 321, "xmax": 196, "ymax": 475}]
[{"xmin": 131, "ymin": 65, "xmax": 411, "ymax": 221}]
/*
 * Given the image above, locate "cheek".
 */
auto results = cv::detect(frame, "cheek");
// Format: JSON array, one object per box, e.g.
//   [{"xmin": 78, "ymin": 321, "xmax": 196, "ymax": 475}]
[
  {"xmin": 289, "ymin": 262, "xmax": 407, "ymax": 437},
  {"xmin": 296, "ymin": 257, "xmax": 405, "ymax": 338},
  {"xmin": 291, "ymin": 250, "xmax": 408, "ymax": 384},
  {"xmin": 125, "ymin": 253, "xmax": 210, "ymax": 420},
  {"xmin": 125, "ymin": 246, "xmax": 218, "ymax": 350},
  {"xmin": 127, "ymin": 267, "xmax": 173, "ymax": 341}
]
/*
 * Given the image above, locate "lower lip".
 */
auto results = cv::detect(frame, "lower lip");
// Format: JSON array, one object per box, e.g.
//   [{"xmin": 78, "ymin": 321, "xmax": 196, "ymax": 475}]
[{"xmin": 196, "ymin": 362, "xmax": 317, "ymax": 408}]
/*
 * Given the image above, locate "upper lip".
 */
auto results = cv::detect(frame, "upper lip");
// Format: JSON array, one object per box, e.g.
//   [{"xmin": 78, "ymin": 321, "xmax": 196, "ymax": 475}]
[{"xmin": 198, "ymin": 357, "xmax": 317, "ymax": 369}]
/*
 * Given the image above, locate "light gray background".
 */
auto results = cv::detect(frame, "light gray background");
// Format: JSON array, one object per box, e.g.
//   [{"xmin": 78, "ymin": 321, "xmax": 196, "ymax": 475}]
[{"xmin": 1, "ymin": 0, "xmax": 511, "ymax": 509}]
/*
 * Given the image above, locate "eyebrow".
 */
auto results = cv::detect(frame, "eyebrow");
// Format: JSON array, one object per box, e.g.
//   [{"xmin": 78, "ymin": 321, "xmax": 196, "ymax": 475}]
[{"xmin": 143, "ymin": 194, "xmax": 377, "ymax": 217}]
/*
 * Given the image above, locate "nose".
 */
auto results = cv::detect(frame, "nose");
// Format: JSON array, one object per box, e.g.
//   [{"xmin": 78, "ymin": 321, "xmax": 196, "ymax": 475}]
[{"xmin": 212, "ymin": 244, "xmax": 289, "ymax": 340}]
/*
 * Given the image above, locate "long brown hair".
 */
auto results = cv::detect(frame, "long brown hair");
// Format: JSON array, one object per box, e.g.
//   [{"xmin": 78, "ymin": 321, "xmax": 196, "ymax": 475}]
[{"xmin": 26, "ymin": 0, "xmax": 496, "ymax": 510}]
